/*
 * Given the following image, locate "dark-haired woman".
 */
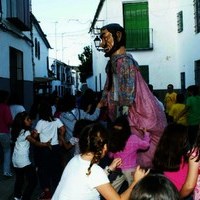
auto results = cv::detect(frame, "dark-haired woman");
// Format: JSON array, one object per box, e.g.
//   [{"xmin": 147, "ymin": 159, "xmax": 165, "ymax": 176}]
[
  {"xmin": 153, "ymin": 123, "xmax": 190, "ymax": 192},
  {"xmin": 131, "ymin": 174, "xmax": 180, "ymax": 200},
  {"xmin": 33, "ymin": 103, "xmax": 66, "ymax": 200},
  {"xmin": 52, "ymin": 123, "xmax": 149, "ymax": 200},
  {"xmin": 179, "ymin": 128, "xmax": 200, "ymax": 200},
  {"xmin": 12, "ymin": 111, "xmax": 50, "ymax": 200}
]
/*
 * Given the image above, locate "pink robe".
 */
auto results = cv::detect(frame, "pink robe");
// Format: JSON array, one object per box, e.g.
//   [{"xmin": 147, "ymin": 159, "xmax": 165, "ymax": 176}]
[
  {"xmin": 128, "ymin": 66, "xmax": 167, "ymax": 168},
  {"xmin": 102, "ymin": 54, "xmax": 167, "ymax": 168}
]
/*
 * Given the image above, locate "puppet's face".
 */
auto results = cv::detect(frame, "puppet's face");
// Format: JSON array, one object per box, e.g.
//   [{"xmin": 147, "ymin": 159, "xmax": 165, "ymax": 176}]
[{"xmin": 100, "ymin": 29, "xmax": 117, "ymax": 57}]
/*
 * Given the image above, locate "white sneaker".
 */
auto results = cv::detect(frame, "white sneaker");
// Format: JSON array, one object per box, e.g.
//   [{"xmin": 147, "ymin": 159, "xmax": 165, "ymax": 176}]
[{"xmin": 14, "ymin": 197, "xmax": 21, "ymax": 200}]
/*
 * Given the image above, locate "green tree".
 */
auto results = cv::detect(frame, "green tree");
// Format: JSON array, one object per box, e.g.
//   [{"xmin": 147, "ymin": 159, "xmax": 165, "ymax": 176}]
[{"xmin": 78, "ymin": 46, "xmax": 92, "ymax": 83}]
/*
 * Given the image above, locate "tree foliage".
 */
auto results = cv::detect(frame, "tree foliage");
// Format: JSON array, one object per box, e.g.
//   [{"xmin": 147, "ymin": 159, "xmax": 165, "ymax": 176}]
[{"xmin": 78, "ymin": 46, "xmax": 92, "ymax": 83}]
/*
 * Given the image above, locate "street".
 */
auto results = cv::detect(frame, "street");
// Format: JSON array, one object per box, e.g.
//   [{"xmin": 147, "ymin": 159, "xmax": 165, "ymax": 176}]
[{"xmin": 0, "ymin": 167, "xmax": 41, "ymax": 200}]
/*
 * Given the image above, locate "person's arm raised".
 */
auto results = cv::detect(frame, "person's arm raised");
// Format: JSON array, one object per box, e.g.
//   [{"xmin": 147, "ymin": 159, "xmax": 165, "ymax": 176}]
[
  {"xmin": 97, "ymin": 166, "xmax": 149, "ymax": 200},
  {"xmin": 180, "ymin": 153, "xmax": 199, "ymax": 198}
]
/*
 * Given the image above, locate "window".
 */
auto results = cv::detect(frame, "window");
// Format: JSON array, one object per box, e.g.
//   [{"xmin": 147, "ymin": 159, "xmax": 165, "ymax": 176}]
[
  {"xmin": 35, "ymin": 38, "xmax": 38, "ymax": 58},
  {"xmin": 35, "ymin": 39, "xmax": 41, "ymax": 59},
  {"xmin": 6, "ymin": 0, "xmax": 30, "ymax": 31},
  {"xmin": 123, "ymin": 2, "xmax": 153, "ymax": 50},
  {"xmin": 180, "ymin": 72, "xmax": 186, "ymax": 92},
  {"xmin": 46, "ymin": 56, "xmax": 49, "ymax": 72},
  {"xmin": 61, "ymin": 67, "xmax": 65, "ymax": 82},
  {"xmin": 56, "ymin": 64, "xmax": 60, "ymax": 80},
  {"xmin": 195, "ymin": 60, "xmax": 200, "ymax": 85},
  {"xmin": 38, "ymin": 41, "xmax": 40, "ymax": 59},
  {"xmin": 0, "ymin": 0, "xmax": 2, "ymax": 13},
  {"xmin": 194, "ymin": 0, "xmax": 200, "ymax": 33},
  {"xmin": 9, "ymin": 47, "xmax": 24, "ymax": 102},
  {"xmin": 177, "ymin": 11, "xmax": 183, "ymax": 33}
]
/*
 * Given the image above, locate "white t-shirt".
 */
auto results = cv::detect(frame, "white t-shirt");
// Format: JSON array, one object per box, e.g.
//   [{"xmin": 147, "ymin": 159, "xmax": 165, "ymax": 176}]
[
  {"xmin": 12, "ymin": 129, "xmax": 31, "ymax": 168},
  {"xmin": 52, "ymin": 155, "xmax": 109, "ymax": 200},
  {"xmin": 35, "ymin": 118, "xmax": 63, "ymax": 145},
  {"xmin": 59, "ymin": 108, "xmax": 100, "ymax": 141}
]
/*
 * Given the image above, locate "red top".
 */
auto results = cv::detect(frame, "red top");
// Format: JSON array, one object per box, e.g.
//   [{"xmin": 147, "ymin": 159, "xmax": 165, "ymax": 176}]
[
  {"xmin": 164, "ymin": 158, "xmax": 188, "ymax": 191},
  {"xmin": 0, "ymin": 103, "xmax": 13, "ymax": 133}
]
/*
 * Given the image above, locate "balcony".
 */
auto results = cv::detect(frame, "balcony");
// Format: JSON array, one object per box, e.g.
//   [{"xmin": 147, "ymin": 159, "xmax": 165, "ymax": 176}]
[
  {"xmin": 126, "ymin": 28, "xmax": 153, "ymax": 51},
  {"xmin": 6, "ymin": 0, "xmax": 30, "ymax": 31}
]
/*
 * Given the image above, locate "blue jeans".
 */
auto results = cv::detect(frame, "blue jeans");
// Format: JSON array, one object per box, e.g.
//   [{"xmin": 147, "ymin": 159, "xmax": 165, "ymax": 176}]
[{"xmin": 0, "ymin": 133, "xmax": 12, "ymax": 174}]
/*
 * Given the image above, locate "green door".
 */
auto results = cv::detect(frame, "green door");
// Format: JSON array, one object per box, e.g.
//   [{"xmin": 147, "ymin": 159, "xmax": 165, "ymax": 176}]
[{"xmin": 123, "ymin": 2, "xmax": 149, "ymax": 49}]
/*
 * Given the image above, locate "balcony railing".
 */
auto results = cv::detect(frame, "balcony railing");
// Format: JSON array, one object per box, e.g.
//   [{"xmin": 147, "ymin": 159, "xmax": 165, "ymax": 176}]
[
  {"xmin": 126, "ymin": 28, "xmax": 153, "ymax": 51},
  {"xmin": 6, "ymin": 0, "xmax": 30, "ymax": 31}
]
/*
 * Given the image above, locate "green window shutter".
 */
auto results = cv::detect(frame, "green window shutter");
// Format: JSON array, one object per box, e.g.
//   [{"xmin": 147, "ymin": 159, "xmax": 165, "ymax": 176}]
[{"xmin": 123, "ymin": 2, "xmax": 150, "ymax": 49}]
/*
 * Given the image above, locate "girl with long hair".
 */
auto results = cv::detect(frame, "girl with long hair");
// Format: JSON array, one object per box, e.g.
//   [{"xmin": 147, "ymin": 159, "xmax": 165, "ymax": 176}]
[
  {"xmin": 180, "ymin": 128, "xmax": 200, "ymax": 199},
  {"xmin": 109, "ymin": 115, "xmax": 150, "ymax": 185},
  {"xmin": 52, "ymin": 122, "xmax": 149, "ymax": 200},
  {"xmin": 12, "ymin": 111, "xmax": 50, "ymax": 200},
  {"xmin": 33, "ymin": 103, "xmax": 66, "ymax": 200},
  {"xmin": 153, "ymin": 123, "xmax": 189, "ymax": 192},
  {"xmin": 131, "ymin": 174, "xmax": 180, "ymax": 200}
]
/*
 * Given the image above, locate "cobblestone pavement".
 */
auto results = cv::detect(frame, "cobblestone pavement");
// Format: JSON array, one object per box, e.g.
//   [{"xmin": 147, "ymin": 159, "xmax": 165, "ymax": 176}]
[
  {"xmin": 0, "ymin": 167, "xmax": 41, "ymax": 200},
  {"xmin": 0, "ymin": 171, "xmax": 15, "ymax": 200}
]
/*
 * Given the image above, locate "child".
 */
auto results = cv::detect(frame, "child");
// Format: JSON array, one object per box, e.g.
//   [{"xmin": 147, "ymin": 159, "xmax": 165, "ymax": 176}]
[
  {"xmin": 108, "ymin": 115, "xmax": 150, "ymax": 185},
  {"xmin": 60, "ymin": 94, "xmax": 102, "ymax": 142},
  {"xmin": 164, "ymin": 84, "xmax": 177, "ymax": 121},
  {"xmin": 33, "ymin": 103, "xmax": 66, "ymax": 200},
  {"xmin": 179, "ymin": 128, "xmax": 200, "ymax": 199},
  {"xmin": 52, "ymin": 122, "xmax": 149, "ymax": 200},
  {"xmin": 168, "ymin": 93, "xmax": 187, "ymax": 125},
  {"xmin": 131, "ymin": 174, "xmax": 180, "ymax": 200},
  {"xmin": 59, "ymin": 94, "xmax": 102, "ymax": 165},
  {"xmin": 153, "ymin": 123, "xmax": 190, "ymax": 192},
  {"xmin": 11, "ymin": 111, "xmax": 51, "ymax": 200},
  {"xmin": 60, "ymin": 119, "xmax": 94, "ymax": 167},
  {"xmin": 185, "ymin": 85, "xmax": 200, "ymax": 146}
]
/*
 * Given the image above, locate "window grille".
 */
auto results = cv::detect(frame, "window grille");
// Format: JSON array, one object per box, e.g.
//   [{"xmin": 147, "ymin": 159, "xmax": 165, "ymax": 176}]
[
  {"xmin": 177, "ymin": 11, "xmax": 183, "ymax": 33},
  {"xmin": 194, "ymin": 0, "xmax": 200, "ymax": 33}
]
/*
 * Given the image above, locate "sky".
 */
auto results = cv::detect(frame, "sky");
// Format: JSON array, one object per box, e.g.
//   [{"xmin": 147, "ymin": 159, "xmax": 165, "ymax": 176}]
[{"xmin": 31, "ymin": 0, "xmax": 99, "ymax": 66}]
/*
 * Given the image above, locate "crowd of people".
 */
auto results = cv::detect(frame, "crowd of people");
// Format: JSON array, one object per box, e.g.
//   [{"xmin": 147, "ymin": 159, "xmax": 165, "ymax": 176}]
[
  {"xmin": 0, "ymin": 23, "xmax": 200, "ymax": 200},
  {"xmin": 0, "ymin": 83, "xmax": 199, "ymax": 200}
]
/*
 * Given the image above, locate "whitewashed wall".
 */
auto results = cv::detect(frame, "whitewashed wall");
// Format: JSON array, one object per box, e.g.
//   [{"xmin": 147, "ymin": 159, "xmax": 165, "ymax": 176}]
[
  {"xmin": 177, "ymin": 0, "xmax": 200, "ymax": 86},
  {"xmin": 0, "ymin": 0, "xmax": 33, "ymax": 81},
  {"xmin": 88, "ymin": 0, "xmax": 200, "ymax": 91},
  {"xmin": 32, "ymin": 25, "xmax": 49, "ymax": 78},
  {"xmin": 0, "ymin": 29, "xmax": 33, "ymax": 81}
]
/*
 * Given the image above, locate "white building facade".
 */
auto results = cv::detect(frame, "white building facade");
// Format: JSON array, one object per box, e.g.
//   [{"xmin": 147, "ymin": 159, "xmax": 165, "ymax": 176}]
[
  {"xmin": 0, "ymin": 0, "xmax": 52, "ymax": 110},
  {"xmin": 0, "ymin": 0, "xmax": 33, "ymax": 109},
  {"xmin": 88, "ymin": 0, "xmax": 200, "ymax": 97}
]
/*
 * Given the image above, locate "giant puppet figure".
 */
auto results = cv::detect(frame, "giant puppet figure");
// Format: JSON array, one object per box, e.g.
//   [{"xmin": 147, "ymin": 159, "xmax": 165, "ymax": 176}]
[{"xmin": 100, "ymin": 23, "xmax": 167, "ymax": 168}]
